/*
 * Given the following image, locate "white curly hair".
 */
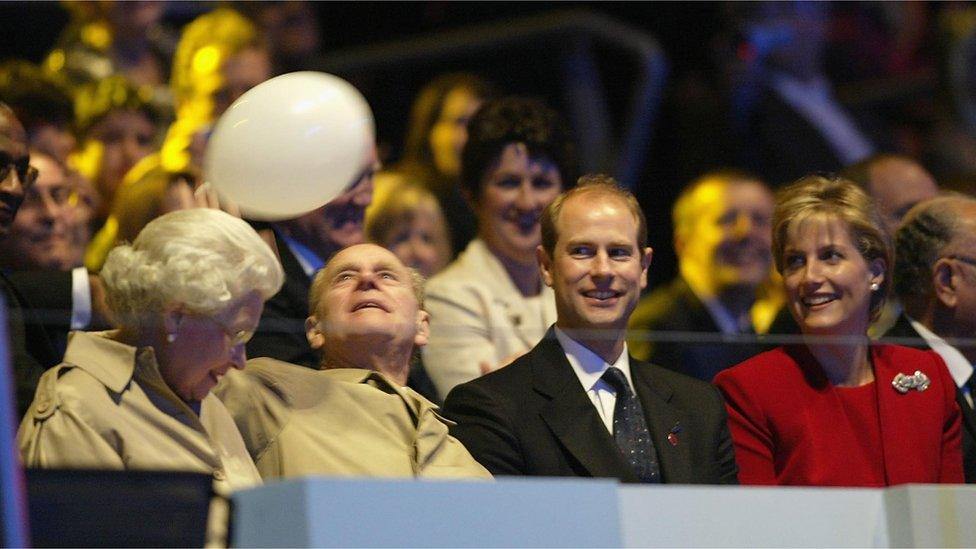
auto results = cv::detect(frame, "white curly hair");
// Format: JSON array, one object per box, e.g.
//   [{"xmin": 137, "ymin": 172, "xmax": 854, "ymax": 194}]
[{"xmin": 100, "ymin": 208, "xmax": 284, "ymax": 331}]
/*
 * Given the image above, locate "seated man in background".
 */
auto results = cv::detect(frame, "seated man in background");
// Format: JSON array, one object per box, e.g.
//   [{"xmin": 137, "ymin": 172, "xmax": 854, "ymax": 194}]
[
  {"xmin": 627, "ymin": 170, "xmax": 776, "ymax": 381},
  {"xmin": 842, "ymin": 153, "xmax": 940, "ymax": 335},
  {"xmin": 443, "ymin": 176, "xmax": 737, "ymax": 484},
  {"xmin": 886, "ymin": 194, "xmax": 976, "ymax": 482},
  {"xmin": 0, "ymin": 151, "xmax": 90, "ymax": 271},
  {"xmin": 216, "ymin": 243, "xmax": 491, "ymax": 480}
]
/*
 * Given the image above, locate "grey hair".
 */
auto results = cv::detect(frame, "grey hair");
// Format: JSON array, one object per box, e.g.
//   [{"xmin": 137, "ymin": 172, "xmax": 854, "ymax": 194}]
[
  {"xmin": 894, "ymin": 194, "xmax": 976, "ymax": 317},
  {"xmin": 308, "ymin": 258, "xmax": 426, "ymax": 317},
  {"xmin": 101, "ymin": 208, "xmax": 284, "ymax": 331}
]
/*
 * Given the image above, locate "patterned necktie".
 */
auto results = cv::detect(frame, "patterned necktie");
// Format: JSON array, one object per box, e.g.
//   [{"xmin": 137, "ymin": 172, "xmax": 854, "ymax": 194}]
[{"xmin": 601, "ymin": 366, "xmax": 661, "ymax": 483}]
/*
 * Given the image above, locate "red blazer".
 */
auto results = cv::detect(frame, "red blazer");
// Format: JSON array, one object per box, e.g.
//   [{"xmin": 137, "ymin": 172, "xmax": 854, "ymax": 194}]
[{"xmin": 714, "ymin": 344, "xmax": 963, "ymax": 486}]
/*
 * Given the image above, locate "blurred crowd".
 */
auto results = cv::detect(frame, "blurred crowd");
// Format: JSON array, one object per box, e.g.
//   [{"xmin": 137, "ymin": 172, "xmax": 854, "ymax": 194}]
[{"xmin": 3, "ymin": 2, "xmax": 976, "ymax": 537}]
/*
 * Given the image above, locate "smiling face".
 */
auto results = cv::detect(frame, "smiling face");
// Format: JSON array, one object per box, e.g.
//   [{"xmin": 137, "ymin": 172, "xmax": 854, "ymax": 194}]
[
  {"xmin": 2, "ymin": 152, "xmax": 77, "ymax": 270},
  {"xmin": 308, "ymin": 243, "xmax": 429, "ymax": 354},
  {"xmin": 679, "ymin": 178, "xmax": 774, "ymax": 295},
  {"xmin": 782, "ymin": 214, "xmax": 884, "ymax": 337},
  {"xmin": 161, "ymin": 291, "xmax": 264, "ymax": 402},
  {"xmin": 540, "ymin": 192, "xmax": 652, "ymax": 335},
  {"xmin": 476, "ymin": 143, "xmax": 563, "ymax": 266},
  {"xmin": 282, "ymin": 148, "xmax": 378, "ymax": 260}
]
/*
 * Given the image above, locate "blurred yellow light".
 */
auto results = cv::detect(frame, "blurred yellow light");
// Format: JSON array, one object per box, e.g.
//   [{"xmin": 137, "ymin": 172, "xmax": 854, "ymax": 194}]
[{"xmin": 192, "ymin": 46, "xmax": 221, "ymax": 76}]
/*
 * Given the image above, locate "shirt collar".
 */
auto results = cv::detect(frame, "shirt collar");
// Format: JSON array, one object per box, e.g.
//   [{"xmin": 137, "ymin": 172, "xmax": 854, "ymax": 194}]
[
  {"xmin": 908, "ymin": 317, "xmax": 974, "ymax": 388},
  {"xmin": 554, "ymin": 326, "xmax": 633, "ymax": 392},
  {"xmin": 276, "ymin": 229, "xmax": 325, "ymax": 278}
]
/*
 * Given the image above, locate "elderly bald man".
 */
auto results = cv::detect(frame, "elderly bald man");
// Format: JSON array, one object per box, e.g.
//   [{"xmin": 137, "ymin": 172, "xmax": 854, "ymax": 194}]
[{"xmin": 216, "ymin": 243, "xmax": 490, "ymax": 480}]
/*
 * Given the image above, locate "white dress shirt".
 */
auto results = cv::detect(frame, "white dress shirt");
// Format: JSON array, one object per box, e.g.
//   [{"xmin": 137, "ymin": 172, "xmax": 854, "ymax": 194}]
[
  {"xmin": 554, "ymin": 327, "xmax": 634, "ymax": 434},
  {"xmin": 909, "ymin": 318, "xmax": 975, "ymax": 407}
]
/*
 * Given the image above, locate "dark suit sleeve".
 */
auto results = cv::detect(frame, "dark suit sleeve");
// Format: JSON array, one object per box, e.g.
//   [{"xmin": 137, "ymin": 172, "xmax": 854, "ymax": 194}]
[
  {"xmin": 6, "ymin": 271, "xmax": 73, "ymax": 335},
  {"xmin": 246, "ymin": 291, "xmax": 317, "ymax": 367},
  {"xmin": 442, "ymin": 381, "xmax": 525, "ymax": 476},
  {"xmin": 708, "ymin": 385, "xmax": 740, "ymax": 485}
]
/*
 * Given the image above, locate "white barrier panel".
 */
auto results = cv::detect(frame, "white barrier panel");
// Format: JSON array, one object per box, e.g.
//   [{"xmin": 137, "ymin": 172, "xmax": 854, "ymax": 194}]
[
  {"xmin": 233, "ymin": 479, "xmax": 976, "ymax": 547},
  {"xmin": 618, "ymin": 485, "xmax": 887, "ymax": 547},
  {"xmin": 232, "ymin": 477, "xmax": 622, "ymax": 547},
  {"xmin": 885, "ymin": 484, "xmax": 976, "ymax": 547}
]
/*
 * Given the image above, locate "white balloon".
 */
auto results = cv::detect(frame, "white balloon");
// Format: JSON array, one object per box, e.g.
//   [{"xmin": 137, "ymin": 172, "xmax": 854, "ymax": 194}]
[{"xmin": 205, "ymin": 71, "xmax": 374, "ymax": 221}]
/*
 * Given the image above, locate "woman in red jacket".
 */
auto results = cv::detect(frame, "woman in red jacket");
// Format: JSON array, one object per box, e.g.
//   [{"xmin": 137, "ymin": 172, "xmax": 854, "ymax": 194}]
[{"xmin": 714, "ymin": 175, "xmax": 963, "ymax": 486}]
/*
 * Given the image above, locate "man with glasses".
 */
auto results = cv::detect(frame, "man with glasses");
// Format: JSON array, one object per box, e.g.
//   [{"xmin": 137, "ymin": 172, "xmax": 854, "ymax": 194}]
[
  {"xmin": 0, "ymin": 103, "xmax": 62, "ymax": 415},
  {"xmin": 887, "ymin": 194, "xmax": 976, "ymax": 482},
  {"xmin": 0, "ymin": 151, "xmax": 84, "ymax": 271}
]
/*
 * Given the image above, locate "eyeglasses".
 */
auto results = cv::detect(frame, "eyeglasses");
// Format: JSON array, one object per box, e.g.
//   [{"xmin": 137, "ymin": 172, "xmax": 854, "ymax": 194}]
[
  {"xmin": 0, "ymin": 152, "xmax": 38, "ymax": 190},
  {"xmin": 944, "ymin": 255, "xmax": 976, "ymax": 269},
  {"xmin": 219, "ymin": 323, "xmax": 255, "ymax": 347}
]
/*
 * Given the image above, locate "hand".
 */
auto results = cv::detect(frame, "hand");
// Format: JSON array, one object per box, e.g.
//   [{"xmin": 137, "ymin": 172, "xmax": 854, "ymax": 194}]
[{"xmin": 162, "ymin": 177, "xmax": 242, "ymax": 218}]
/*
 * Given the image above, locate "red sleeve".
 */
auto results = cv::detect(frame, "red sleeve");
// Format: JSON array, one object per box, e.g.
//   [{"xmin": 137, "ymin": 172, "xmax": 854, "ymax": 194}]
[
  {"xmin": 714, "ymin": 369, "xmax": 777, "ymax": 485},
  {"xmin": 932, "ymin": 353, "xmax": 965, "ymax": 483}
]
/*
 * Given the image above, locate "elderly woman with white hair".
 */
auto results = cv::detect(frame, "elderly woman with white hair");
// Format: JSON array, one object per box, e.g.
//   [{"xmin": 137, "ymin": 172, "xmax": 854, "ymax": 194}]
[{"xmin": 18, "ymin": 208, "xmax": 284, "ymax": 493}]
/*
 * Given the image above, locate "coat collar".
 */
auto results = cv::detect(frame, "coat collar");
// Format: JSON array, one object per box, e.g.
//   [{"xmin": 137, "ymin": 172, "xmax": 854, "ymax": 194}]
[{"xmin": 459, "ymin": 239, "xmax": 557, "ymax": 348}]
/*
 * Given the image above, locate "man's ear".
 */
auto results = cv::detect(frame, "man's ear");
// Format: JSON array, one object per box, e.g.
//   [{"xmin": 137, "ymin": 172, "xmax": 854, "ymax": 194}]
[
  {"xmin": 537, "ymin": 245, "xmax": 554, "ymax": 288},
  {"xmin": 414, "ymin": 310, "xmax": 431, "ymax": 347},
  {"xmin": 306, "ymin": 315, "xmax": 325, "ymax": 350},
  {"xmin": 639, "ymin": 246, "xmax": 654, "ymax": 290},
  {"xmin": 932, "ymin": 259, "xmax": 958, "ymax": 308}
]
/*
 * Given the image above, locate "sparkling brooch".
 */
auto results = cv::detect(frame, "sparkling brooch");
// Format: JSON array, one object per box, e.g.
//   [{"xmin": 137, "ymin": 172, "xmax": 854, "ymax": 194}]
[{"xmin": 892, "ymin": 371, "xmax": 931, "ymax": 393}]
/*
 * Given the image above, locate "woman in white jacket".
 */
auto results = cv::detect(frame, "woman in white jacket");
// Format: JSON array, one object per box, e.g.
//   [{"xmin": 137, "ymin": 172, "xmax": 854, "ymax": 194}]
[{"xmin": 423, "ymin": 96, "xmax": 577, "ymax": 399}]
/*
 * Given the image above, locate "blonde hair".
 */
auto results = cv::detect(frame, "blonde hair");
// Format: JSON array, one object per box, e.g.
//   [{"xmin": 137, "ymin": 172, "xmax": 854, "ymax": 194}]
[
  {"xmin": 772, "ymin": 174, "xmax": 891, "ymax": 320},
  {"xmin": 101, "ymin": 208, "xmax": 283, "ymax": 331},
  {"xmin": 365, "ymin": 172, "xmax": 451, "ymax": 270}
]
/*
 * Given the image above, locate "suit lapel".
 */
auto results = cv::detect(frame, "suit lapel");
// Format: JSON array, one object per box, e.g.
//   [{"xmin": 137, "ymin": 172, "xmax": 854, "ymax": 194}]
[
  {"xmin": 631, "ymin": 359, "xmax": 692, "ymax": 483},
  {"xmin": 532, "ymin": 333, "xmax": 638, "ymax": 481},
  {"xmin": 275, "ymin": 232, "xmax": 314, "ymax": 308},
  {"xmin": 956, "ymin": 390, "xmax": 976, "ymax": 445}
]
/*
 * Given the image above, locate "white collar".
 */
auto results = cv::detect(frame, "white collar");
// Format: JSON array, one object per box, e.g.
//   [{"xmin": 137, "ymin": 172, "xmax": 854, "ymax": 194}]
[
  {"xmin": 554, "ymin": 326, "xmax": 633, "ymax": 392},
  {"xmin": 908, "ymin": 318, "xmax": 974, "ymax": 389}
]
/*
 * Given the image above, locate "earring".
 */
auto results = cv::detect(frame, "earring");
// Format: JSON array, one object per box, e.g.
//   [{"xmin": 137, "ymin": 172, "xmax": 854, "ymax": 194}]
[
  {"xmin": 166, "ymin": 333, "xmax": 177, "ymax": 343},
  {"xmin": 870, "ymin": 282, "xmax": 880, "ymax": 292}
]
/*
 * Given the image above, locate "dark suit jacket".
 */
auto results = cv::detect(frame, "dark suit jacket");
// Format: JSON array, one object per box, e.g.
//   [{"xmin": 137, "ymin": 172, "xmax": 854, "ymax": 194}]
[
  {"xmin": 247, "ymin": 231, "xmax": 317, "ymax": 367},
  {"xmin": 0, "ymin": 272, "xmax": 64, "ymax": 418},
  {"xmin": 627, "ymin": 277, "xmax": 769, "ymax": 382},
  {"xmin": 442, "ymin": 328, "xmax": 738, "ymax": 484},
  {"xmin": 884, "ymin": 314, "xmax": 976, "ymax": 484}
]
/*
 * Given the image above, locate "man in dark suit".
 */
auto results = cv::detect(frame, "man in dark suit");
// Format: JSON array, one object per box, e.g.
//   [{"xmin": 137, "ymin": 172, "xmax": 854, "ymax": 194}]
[
  {"xmin": 0, "ymin": 103, "xmax": 63, "ymax": 416},
  {"xmin": 443, "ymin": 175, "xmax": 738, "ymax": 484},
  {"xmin": 886, "ymin": 194, "xmax": 976, "ymax": 483},
  {"xmin": 627, "ymin": 170, "xmax": 775, "ymax": 381}
]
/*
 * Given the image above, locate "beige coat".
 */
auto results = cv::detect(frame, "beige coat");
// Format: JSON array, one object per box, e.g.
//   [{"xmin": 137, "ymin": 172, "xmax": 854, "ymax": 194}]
[
  {"xmin": 423, "ymin": 238, "xmax": 557, "ymax": 399},
  {"xmin": 215, "ymin": 358, "xmax": 492, "ymax": 480},
  {"xmin": 18, "ymin": 331, "xmax": 261, "ymax": 495}
]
